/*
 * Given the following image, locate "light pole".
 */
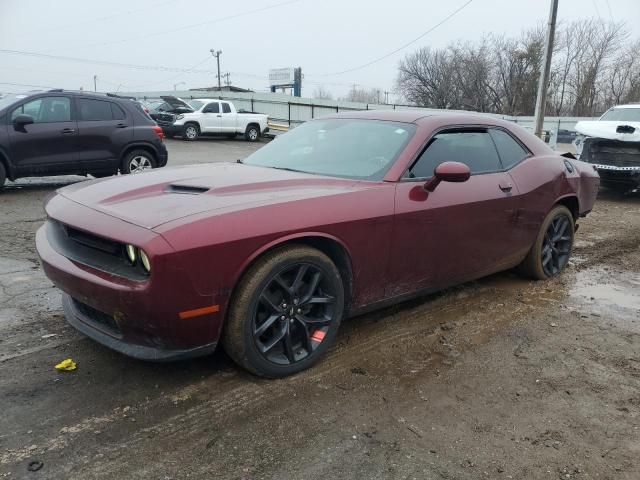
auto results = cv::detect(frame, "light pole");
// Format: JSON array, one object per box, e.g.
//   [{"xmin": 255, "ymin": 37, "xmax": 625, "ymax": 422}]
[
  {"xmin": 173, "ymin": 81, "xmax": 186, "ymax": 91},
  {"xmin": 533, "ymin": 0, "xmax": 559, "ymax": 138},
  {"xmin": 210, "ymin": 49, "xmax": 222, "ymax": 90},
  {"xmin": 93, "ymin": 75, "xmax": 97, "ymax": 92}
]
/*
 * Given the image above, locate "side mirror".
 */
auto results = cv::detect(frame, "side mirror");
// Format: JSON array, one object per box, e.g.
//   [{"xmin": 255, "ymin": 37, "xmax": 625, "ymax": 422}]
[
  {"xmin": 13, "ymin": 114, "xmax": 35, "ymax": 127},
  {"xmin": 424, "ymin": 161, "xmax": 471, "ymax": 192}
]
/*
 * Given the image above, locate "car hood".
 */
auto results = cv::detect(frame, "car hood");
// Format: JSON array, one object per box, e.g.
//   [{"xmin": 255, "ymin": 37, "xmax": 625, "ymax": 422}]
[
  {"xmin": 57, "ymin": 163, "xmax": 364, "ymax": 230},
  {"xmin": 574, "ymin": 120, "xmax": 640, "ymax": 142},
  {"xmin": 159, "ymin": 95, "xmax": 194, "ymax": 112}
]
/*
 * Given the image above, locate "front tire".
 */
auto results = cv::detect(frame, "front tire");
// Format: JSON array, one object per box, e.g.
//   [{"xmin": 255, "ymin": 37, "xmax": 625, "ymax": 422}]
[
  {"xmin": 223, "ymin": 245, "xmax": 345, "ymax": 378},
  {"xmin": 244, "ymin": 124, "xmax": 260, "ymax": 142},
  {"xmin": 183, "ymin": 123, "xmax": 199, "ymax": 141},
  {"xmin": 519, "ymin": 205, "xmax": 574, "ymax": 280},
  {"xmin": 121, "ymin": 150, "xmax": 156, "ymax": 175}
]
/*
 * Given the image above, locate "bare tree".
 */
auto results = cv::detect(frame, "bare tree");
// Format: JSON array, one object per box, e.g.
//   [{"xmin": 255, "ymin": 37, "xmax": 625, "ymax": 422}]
[
  {"xmin": 312, "ymin": 86, "xmax": 333, "ymax": 100},
  {"xmin": 343, "ymin": 86, "xmax": 383, "ymax": 104}
]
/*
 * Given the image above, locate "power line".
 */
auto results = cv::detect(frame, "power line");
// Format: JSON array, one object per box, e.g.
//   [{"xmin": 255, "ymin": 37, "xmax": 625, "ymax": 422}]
[
  {"xmin": 39, "ymin": 0, "xmax": 178, "ymax": 33},
  {"xmin": 0, "ymin": 49, "xmax": 219, "ymax": 75},
  {"xmin": 46, "ymin": 0, "xmax": 300, "ymax": 54},
  {"xmin": 309, "ymin": 0, "xmax": 474, "ymax": 77}
]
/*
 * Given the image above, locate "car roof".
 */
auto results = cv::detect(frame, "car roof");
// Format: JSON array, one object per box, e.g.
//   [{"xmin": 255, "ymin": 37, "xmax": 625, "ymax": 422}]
[
  {"xmin": 323, "ymin": 109, "xmax": 517, "ymax": 128},
  {"xmin": 608, "ymin": 104, "xmax": 640, "ymax": 109}
]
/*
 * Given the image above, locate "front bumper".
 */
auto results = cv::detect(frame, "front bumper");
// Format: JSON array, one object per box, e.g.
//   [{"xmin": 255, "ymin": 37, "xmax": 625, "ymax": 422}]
[
  {"xmin": 36, "ymin": 197, "xmax": 226, "ymax": 361},
  {"xmin": 62, "ymin": 294, "xmax": 217, "ymax": 361}
]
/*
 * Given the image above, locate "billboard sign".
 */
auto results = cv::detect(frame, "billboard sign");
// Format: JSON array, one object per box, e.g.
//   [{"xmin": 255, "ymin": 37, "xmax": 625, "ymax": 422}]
[{"xmin": 269, "ymin": 68, "xmax": 295, "ymax": 86}]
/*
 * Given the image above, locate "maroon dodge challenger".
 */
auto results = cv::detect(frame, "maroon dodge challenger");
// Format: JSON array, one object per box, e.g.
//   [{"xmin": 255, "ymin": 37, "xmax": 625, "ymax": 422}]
[{"xmin": 36, "ymin": 111, "xmax": 599, "ymax": 377}]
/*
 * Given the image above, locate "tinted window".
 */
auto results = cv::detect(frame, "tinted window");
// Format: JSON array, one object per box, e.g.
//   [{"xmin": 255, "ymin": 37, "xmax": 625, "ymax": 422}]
[
  {"xmin": 410, "ymin": 131, "xmax": 502, "ymax": 178},
  {"xmin": 222, "ymin": 102, "xmax": 231, "ymax": 113},
  {"xmin": 203, "ymin": 102, "xmax": 219, "ymax": 113},
  {"xmin": 600, "ymin": 108, "xmax": 640, "ymax": 122},
  {"xmin": 111, "ymin": 103, "xmax": 126, "ymax": 120},
  {"xmin": 11, "ymin": 97, "xmax": 71, "ymax": 123},
  {"xmin": 489, "ymin": 129, "xmax": 529, "ymax": 168},
  {"xmin": 77, "ymin": 99, "xmax": 113, "ymax": 121}
]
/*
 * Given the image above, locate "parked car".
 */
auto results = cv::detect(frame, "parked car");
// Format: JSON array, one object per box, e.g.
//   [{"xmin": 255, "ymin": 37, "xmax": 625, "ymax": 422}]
[
  {"xmin": 169, "ymin": 97, "xmax": 269, "ymax": 141},
  {"xmin": 0, "ymin": 90, "xmax": 168, "ymax": 188},
  {"xmin": 139, "ymin": 96, "xmax": 194, "ymax": 138},
  {"xmin": 36, "ymin": 111, "xmax": 599, "ymax": 377},
  {"xmin": 556, "ymin": 129, "xmax": 577, "ymax": 144},
  {"xmin": 574, "ymin": 104, "xmax": 640, "ymax": 192}
]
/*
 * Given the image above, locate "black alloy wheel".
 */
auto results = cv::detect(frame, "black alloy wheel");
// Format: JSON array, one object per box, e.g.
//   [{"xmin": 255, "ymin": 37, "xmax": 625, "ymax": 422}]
[{"xmin": 541, "ymin": 214, "xmax": 572, "ymax": 277}]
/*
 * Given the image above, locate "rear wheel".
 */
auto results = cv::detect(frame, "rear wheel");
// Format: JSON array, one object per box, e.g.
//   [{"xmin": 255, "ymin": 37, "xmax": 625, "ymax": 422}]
[
  {"xmin": 519, "ymin": 205, "xmax": 574, "ymax": 280},
  {"xmin": 0, "ymin": 162, "xmax": 6, "ymax": 190},
  {"xmin": 223, "ymin": 245, "xmax": 345, "ymax": 378},
  {"xmin": 244, "ymin": 124, "xmax": 260, "ymax": 142},
  {"xmin": 121, "ymin": 150, "xmax": 156, "ymax": 175},
  {"xmin": 183, "ymin": 123, "xmax": 199, "ymax": 141}
]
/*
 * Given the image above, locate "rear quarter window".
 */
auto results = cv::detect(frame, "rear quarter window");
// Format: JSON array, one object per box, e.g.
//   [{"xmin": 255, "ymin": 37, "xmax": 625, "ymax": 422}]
[{"xmin": 489, "ymin": 129, "xmax": 530, "ymax": 169}]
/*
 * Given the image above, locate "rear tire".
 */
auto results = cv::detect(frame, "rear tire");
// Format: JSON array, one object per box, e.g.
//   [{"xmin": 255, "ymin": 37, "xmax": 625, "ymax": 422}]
[
  {"xmin": 183, "ymin": 123, "xmax": 199, "ymax": 141},
  {"xmin": 0, "ymin": 162, "xmax": 6, "ymax": 190},
  {"xmin": 244, "ymin": 124, "xmax": 260, "ymax": 142},
  {"xmin": 121, "ymin": 150, "xmax": 156, "ymax": 175},
  {"xmin": 518, "ymin": 205, "xmax": 574, "ymax": 280},
  {"xmin": 223, "ymin": 245, "xmax": 345, "ymax": 378}
]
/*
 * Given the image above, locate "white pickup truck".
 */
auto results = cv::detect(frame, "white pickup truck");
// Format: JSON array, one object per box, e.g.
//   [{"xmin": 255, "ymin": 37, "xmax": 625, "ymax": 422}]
[{"xmin": 166, "ymin": 97, "xmax": 269, "ymax": 142}]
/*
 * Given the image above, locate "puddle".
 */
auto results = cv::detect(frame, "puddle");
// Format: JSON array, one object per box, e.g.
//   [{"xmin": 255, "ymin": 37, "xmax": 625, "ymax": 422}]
[{"xmin": 570, "ymin": 268, "xmax": 640, "ymax": 311}]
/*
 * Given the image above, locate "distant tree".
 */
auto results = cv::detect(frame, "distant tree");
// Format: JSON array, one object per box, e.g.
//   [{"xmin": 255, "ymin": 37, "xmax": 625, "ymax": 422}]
[
  {"xmin": 396, "ymin": 19, "xmax": 637, "ymax": 116},
  {"xmin": 312, "ymin": 86, "xmax": 333, "ymax": 100},
  {"xmin": 343, "ymin": 86, "xmax": 383, "ymax": 104}
]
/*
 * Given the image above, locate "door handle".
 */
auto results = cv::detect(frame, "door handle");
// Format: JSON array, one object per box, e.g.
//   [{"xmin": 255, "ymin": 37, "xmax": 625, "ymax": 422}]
[
  {"xmin": 61, "ymin": 128, "xmax": 76, "ymax": 134},
  {"xmin": 499, "ymin": 181, "xmax": 513, "ymax": 193},
  {"xmin": 116, "ymin": 123, "xmax": 128, "ymax": 128}
]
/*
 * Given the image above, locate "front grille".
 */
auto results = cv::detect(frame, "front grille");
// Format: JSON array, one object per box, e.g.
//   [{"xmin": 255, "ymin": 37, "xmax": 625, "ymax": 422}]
[
  {"xmin": 584, "ymin": 138, "xmax": 640, "ymax": 168},
  {"xmin": 65, "ymin": 225, "xmax": 122, "ymax": 255},
  {"xmin": 72, "ymin": 298, "xmax": 122, "ymax": 336}
]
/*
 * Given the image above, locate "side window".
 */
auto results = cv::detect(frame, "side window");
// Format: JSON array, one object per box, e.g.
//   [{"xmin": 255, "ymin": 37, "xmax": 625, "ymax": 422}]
[
  {"xmin": 221, "ymin": 102, "xmax": 231, "ymax": 113},
  {"xmin": 489, "ymin": 129, "xmax": 530, "ymax": 169},
  {"xmin": 11, "ymin": 97, "xmax": 71, "ymax": 123},
  {"xmin": 203, "ymin": 102, "xmax": 220, "ymax": 113},
  {"xmin": 77, "ymin": 99, "xmax": 113, "ymax": 121},
  {"xmin": 409, "ymin": 130, "xmax": 502, "ymax": 178},
  {"xmin": 111, "ymin": 103, "xmax": 126, "ymax": 120}
]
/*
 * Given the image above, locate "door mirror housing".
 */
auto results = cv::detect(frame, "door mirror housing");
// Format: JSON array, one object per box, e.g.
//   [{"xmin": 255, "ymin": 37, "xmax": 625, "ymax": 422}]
[
  {"xmin": 13, "ymin": 114, "xmax": 35, "ymax": 127},
  {"xmin": 424, "ymin": 161, "xmax": 471, "ymax": 192}
]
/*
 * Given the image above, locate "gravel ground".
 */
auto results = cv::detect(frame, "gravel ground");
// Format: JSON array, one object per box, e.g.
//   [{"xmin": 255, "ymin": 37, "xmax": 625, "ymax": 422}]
[{"xmin": 0, "ymin": 139, "xmax": 639, "ymax": 480}]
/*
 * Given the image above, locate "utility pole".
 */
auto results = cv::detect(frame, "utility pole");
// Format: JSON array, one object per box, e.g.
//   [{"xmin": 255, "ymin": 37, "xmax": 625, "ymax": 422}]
[
  {"xmin": 173, "ymin": 81, "xmax": 186, "ymax": 91},
  {"xmin": 210, "ymin": 49, "xmax": 222, "ymax": 90},
  {"xmin": 93, "ymin": 75, "xmax": 97, "ymax": 92},
  {"xmin": 533, "ymin": 0, "xmax": 559, "ymax": 138},
  {"xmin": 223, "ymin": 72, "xmax": 231, "ymax": 87},
  {"xmin": 384, "ymin": 91, "xmax": 390, "ymax": 104}
]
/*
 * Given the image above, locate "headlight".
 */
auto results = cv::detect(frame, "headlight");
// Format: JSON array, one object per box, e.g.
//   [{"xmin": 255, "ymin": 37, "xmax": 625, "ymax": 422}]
[
  {"xmin": 139, "ymin": 249, "xmax": 151, "ymax": 273},
  {"xmin": 125, "ymin": 244, "xmax": 137, "ymax": 264},
  {"xmin": 176, "ymin": 114, "xmax": 184, "ymax": 120}
]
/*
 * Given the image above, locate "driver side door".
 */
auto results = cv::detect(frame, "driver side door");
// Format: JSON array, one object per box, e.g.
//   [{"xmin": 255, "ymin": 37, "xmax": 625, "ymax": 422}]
[
  {"xmin": 7, "ymin": 95, "xmax": 79, "ymax": 176},
  {"xmin": 386, "ymin": 128, "xmax": 522, "ymax": 297},
  {"xmin": 200, "ymin": 102, "xmax": 221, "ymax": 133}
]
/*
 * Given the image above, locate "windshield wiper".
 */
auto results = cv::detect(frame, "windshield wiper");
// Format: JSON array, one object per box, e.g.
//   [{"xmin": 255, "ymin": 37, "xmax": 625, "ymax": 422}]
[{"xmin": 269, "ymin": 166, "xmax": 306, "ymax": 173}]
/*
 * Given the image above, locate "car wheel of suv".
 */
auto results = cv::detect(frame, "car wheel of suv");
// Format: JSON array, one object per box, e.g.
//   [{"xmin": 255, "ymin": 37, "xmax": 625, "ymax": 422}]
[
  {"xmin": 519, "ymin": 205, "xmax": 574, "ymax": 280},
  {"xmin": 0, "ymin": 162, "xmax": 6, "ymax": 190},
  {"xmin": 121, "ymin": 150, "xmax": 156, "ymax": 175},
  {"xmin": 223, "ymin": 245, "xmax": 345, "ymax": 378},
  {"xmin": 183, "ymin": 124, "xmax": 199, "ymax": 141},
  {"xmin": 244, "ymin": 125, "xmax": 260, "ymax": 142}
]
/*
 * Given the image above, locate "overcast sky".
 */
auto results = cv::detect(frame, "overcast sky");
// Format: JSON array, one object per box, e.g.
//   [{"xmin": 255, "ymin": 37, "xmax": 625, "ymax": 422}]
[{"xmin": 1, "ymin": 0, "xmax": 639, "ymax": 99}]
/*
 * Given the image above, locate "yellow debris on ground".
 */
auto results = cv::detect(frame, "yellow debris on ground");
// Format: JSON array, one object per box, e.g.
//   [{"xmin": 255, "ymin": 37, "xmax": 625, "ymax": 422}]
[{"xmin": 54, "ymin": 358, "xmax": 77, "ymax": 371}]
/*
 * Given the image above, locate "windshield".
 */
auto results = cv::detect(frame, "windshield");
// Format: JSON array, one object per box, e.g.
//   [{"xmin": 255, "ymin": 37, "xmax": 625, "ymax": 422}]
[
  {"xmin": 600, "ymin": 108, "xmax": 640, "ymax": 122},
  {"xmin": 243, "ymin": 119, "xmax": 416, "ymax": 180},
  {"xmin": 0, "ymin": 93, "xmax": 29, "ymax": 111},
  {"xmin": 187, "ymin": 100, "xmax": 204, "ymax": 111}
]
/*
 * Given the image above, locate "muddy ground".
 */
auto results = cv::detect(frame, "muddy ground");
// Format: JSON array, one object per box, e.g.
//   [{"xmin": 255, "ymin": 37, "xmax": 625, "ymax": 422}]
[{"xmin": 0, "ymin": 139, "xmax": 639, "ymax": 479}]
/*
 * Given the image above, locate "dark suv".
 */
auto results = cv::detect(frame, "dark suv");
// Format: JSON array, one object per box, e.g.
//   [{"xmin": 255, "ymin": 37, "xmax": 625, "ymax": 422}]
[{"xmin": 0, "ymin": 90, "xmax": 168, "ymax": 188}]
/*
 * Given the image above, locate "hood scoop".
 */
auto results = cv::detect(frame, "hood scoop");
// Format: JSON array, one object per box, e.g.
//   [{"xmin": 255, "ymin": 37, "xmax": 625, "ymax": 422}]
[{"xmin": 165, "ymin": 184, "xmax": 210, "ymax": 195}]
